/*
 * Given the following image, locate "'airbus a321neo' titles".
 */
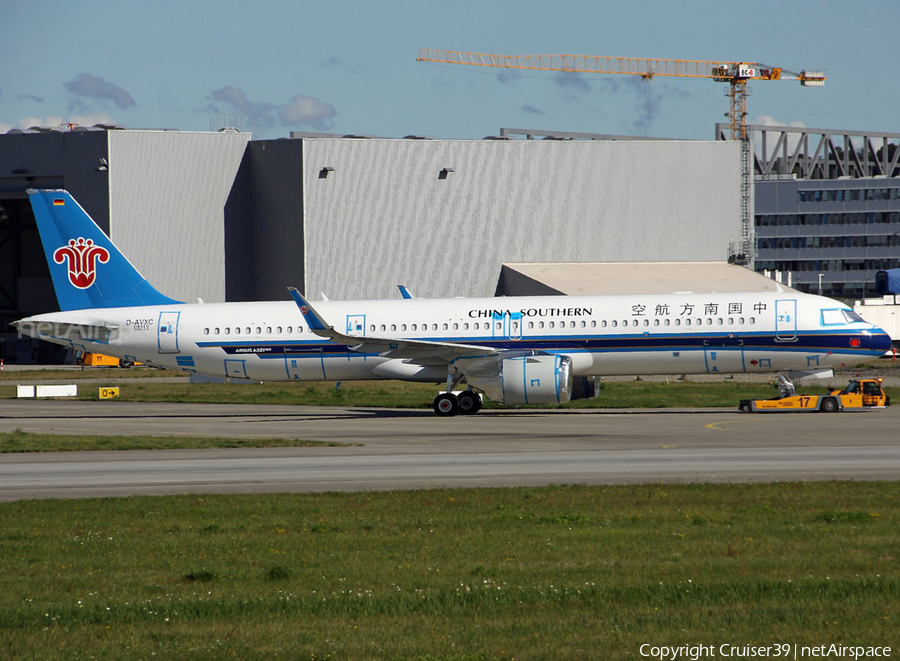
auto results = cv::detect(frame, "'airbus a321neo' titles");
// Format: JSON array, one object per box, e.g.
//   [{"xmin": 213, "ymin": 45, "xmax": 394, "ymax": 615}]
[{"xmin": 14, "ymin": 189, "xmax": 892, "ymax": 415}]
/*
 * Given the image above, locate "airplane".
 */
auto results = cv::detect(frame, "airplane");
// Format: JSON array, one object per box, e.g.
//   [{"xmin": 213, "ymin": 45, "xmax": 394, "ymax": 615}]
[{"xmin": 13, "ymin": 188, "xmax": 893, "ymax": 416}]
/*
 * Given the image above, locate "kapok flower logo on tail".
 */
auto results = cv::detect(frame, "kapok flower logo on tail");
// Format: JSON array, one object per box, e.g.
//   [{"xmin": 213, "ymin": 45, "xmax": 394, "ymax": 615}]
[{"xmin": 53, "ymin": 238, "xmax": 110, "ymax": 289}]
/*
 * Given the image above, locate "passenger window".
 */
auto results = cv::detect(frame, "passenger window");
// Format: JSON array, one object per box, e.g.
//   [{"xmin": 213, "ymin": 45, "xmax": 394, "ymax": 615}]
[
  {"xmin": 749, "ymin": 317, "xmax": 755, "ymax": 325},
  {"xmin": 674, "ymin": 319, "xmax": 681, "ymax": 326},
  {"xmin": 549, "ymin": 321, "xmax": 555, "ymax": 329},
  {"xmin": 643, "ymin": 319, "xmax": 649, "ymax": 327},
  {"xmin": 255, "ymin": 327, "xmax": 261, "ymax": 334},
  {"xmin": 370, "ymin": 325, "xmax": 375, "ymax": 332},
  {"xmin": 496, "ymin": 322, "xmax": 502, "ymax": 330},
  {"xmin": 247, "ymin": 327, "xmax": 252, "ymax": 334},
  {"xmin": 539, "ymin": 321, "xmax": 545, "ymax": 329},
  {"xmin": 234, "ymin": 327, "xmax": 241, "ymax": 335},
  {"xmin": 432, "ymin": 324, "xmax": 437, "ymax": 331},
  {"xmin": 401, "ymin": 324, "xmax": 407, "ymax": 331},
  {"xmin": 224, "ymin": 327, "xmax": 231, "ymax": 335},
  {"xmin": 214, "ymin": 328, "xmax": 220, "ymax": 335},
  {"xmin": 611, "ymin": 320, "xmax": 617, "ymax": 328},
  {"xmin": 203, "ymin": 328, "xmax": 209, "ymax": 335},
  {"xmin": 664, "ymin": 319, "xmax": 670, "ymax": 326},
  {"xmin": 739, "ymin": 317, "xmax": 745, "ymax": 325},
  {"xmin": 685, "ymin": 319, "xmax": 691, "ymax": 326},
  {"xmin": 411, "ymin": 324, "xmax": 417, "ymax": 331},
  {"xmin": 391, "ymin": 324, "xmax": 397, "ymax": 331},
  {"xmin": 266, "ymin": 327, "xmax": 272, "ymax": 334},
  {"xmin": 276, "ymin": 326, "xmax": 282, "ymax": 334},
  {"xmin": 591, "ymin": 320, "xmax": 596, "ymax": 328}
]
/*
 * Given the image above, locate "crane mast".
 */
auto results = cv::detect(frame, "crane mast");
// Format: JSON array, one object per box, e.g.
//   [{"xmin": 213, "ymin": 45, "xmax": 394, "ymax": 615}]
[{"xmin": 417, "ymin": 50, "xmax": 825, "ymax": 265}]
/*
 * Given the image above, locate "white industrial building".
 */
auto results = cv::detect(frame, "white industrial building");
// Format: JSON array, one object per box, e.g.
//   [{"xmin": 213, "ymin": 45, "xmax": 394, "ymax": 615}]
[{"xmin": 0, "ymin": 126, "xmax": 741, "ymax": 363}]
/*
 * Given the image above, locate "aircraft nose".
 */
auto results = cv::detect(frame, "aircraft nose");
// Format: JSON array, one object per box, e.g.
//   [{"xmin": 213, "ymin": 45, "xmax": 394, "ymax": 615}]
[{"xmin": 871, "ymin": 327, "xmax": 893, "ymax": 353}]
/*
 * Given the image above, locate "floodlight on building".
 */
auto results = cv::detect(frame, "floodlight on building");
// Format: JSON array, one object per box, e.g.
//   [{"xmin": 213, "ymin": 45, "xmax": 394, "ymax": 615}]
[
  {"xmin": 319, "ymin": 166, "xmax": 335, "ymax": 179},
  {"xmin": 439, "ymin": 167, "xmax": 454, "ymax": 180},
  {"xmin": 95, "ymin": 158, "xmax": 109, "ymax": 172}
]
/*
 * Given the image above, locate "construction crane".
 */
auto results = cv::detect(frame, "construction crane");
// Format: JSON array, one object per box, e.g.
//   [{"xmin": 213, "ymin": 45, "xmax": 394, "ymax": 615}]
[{"xmin": 416, "ymin": 50, "xmax": 825, "ymax": 265}]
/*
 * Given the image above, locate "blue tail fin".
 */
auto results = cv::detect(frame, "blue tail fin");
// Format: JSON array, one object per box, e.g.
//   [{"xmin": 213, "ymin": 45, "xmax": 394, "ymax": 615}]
[{"xmin": 28, "ymin": 189, "xmax": 182, "ymax": 310}]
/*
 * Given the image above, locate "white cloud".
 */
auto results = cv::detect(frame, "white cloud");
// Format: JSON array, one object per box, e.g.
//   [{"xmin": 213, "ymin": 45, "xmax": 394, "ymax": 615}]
[
  {"xmin": 208, "ymin": 87, "xmax": 336, "ymax": 131},
  {"xmin": 752, "ymin": 115, "xmax": 808, "ymax": 155},
  {"xmin": 0, "ymin": 112, "xmax": 116, "ymax": 133},
  {"xmin": 278, "ymin": 94, "xmax": 336, "ymax": 130}
]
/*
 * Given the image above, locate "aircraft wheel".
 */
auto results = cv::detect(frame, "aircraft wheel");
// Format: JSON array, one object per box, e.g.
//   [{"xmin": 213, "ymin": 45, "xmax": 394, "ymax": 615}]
[
  {"xmin": 433, "ymin": 393, "xmax": 459, "ymax": 417},
  {"xmin": 120, "ymin": 360, "xmax": 134, "ymax": 368},
  {"xmin": 457, "ymin": 391, "xmax": 481, "ymax": 415},
  {"xmin": 820, "ymin": 397, "xmax": 839, "ymax": 413}
]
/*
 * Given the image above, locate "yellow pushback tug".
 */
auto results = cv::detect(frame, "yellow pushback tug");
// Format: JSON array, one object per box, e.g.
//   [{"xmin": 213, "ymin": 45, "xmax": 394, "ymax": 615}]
[{"xmin": 739, "ymin": 377, "xmax": 889, "ymax": 413}]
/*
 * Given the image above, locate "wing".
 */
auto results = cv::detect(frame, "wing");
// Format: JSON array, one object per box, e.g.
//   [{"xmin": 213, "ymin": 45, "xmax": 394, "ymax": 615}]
[{"xmin": 288, "ymin": 287, "xmax": 499, "ymax": 364}]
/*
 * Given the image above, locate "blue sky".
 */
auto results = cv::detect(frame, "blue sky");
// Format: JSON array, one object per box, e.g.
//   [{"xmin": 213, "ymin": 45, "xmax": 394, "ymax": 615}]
[{"xmin": 1, "ymin": 0, "xmax": 896, "ymax": 140}]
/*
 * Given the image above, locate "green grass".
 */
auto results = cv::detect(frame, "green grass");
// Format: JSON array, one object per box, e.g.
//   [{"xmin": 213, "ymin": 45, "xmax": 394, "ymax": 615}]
[
  {"xmin": 0, "ymin": 367, "xmax": 187, "ymax": 382},
  {"xmin": 0, "ymin": 429, "xmax": 352, "ymax": 453},
  {"xmin": 8, "ymin": 377, "xmax": 893, "ymax": 410},
  {"xmin": 0, "ymin": 482, "xmax": 897, "ymax": 659}
]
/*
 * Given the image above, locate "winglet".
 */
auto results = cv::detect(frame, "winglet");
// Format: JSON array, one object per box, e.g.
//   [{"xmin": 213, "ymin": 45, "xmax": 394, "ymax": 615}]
[
  {"xmin": 397, "ymin": 284, "xmax": 414, "ymax": 299},
  {"xmin": 288, "ymin": 287, "xmax": 332, "ymax": 335}
]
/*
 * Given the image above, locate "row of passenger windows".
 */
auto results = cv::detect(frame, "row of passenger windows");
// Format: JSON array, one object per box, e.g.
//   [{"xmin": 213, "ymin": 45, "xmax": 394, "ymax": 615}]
[
  {"xmin": 799, "ymin": 188, "xmax": 900, "ymax": 203},
  {"xmin": 756, "ymin": 212, "xmax": 900, "ymax": 226},
  {"xmin": 204, "ymin": 326, "xmax": 301, "ymax": 336},
  {"xmin": 203, "ymin": 317, "xmax": 759, "ymax": 337},
  {"xmin": 373, "ymin": 318, "xmax": 757, "ymax": 332}
]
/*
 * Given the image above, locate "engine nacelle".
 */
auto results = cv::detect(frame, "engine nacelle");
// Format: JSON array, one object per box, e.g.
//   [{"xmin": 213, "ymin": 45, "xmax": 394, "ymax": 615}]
[{"xmin": 497, "ymin": 354, "xmax": 573, "ymax": 405}]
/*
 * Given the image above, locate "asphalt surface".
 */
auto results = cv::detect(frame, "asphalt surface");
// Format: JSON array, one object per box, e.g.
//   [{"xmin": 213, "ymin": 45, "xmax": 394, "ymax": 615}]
[{"xmin": 1, "ymin": 400, "xmax": 899, "ymax": 500}]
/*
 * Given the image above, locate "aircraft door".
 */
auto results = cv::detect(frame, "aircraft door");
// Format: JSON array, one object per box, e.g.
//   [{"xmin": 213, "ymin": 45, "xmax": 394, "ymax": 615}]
[
  {"xmin": 157, "ymin": 311, "xmax": 180, "ymax": 353},
  {"xmin": 224, "ymin": 359, "xmax": 248, "ymax": 379},
  {"xmin": 494, "ymin": 312, "xmax": 523, "ymax": 340},
  {"xmin": 346, "ymin": 314, "xmax": 366, "ymax": 336},
  {"xmin": 775, "ymin": 299, "xmax": 798, "ymax": 341}
]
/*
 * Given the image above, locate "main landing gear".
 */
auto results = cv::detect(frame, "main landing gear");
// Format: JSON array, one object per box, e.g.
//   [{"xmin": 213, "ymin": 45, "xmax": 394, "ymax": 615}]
[{"xmin": 433, "ymin": 390, "xmax": 482, "ymax": 417}]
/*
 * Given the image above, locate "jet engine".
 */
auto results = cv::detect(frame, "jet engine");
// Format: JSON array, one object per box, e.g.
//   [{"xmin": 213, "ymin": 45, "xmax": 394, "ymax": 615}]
[{"xmin": 497, "ymin": 354, "xmax": 573, "ymax": 405}]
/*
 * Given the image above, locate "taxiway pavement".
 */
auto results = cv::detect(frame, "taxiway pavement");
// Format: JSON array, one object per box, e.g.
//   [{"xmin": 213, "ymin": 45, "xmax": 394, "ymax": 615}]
[{"xmin": 1, "ymin": 400, "xmax": 898, "ymax": 500}]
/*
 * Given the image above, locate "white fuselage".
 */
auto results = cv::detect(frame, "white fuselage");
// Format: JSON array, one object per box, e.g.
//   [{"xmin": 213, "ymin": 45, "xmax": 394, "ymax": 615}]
[{"xmin": 17, "ymin": 290, "xmax": 892, "ymax": 382}]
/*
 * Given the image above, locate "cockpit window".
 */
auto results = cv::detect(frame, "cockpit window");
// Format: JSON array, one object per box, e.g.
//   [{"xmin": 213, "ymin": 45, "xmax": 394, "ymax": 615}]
[
  {"xmin": 820, "ymin": 309, "xmax": 845, "ymax": 325},
  {"xmin": 822, "ymin": 308, "xmax": 866, "ymax": 325}
]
